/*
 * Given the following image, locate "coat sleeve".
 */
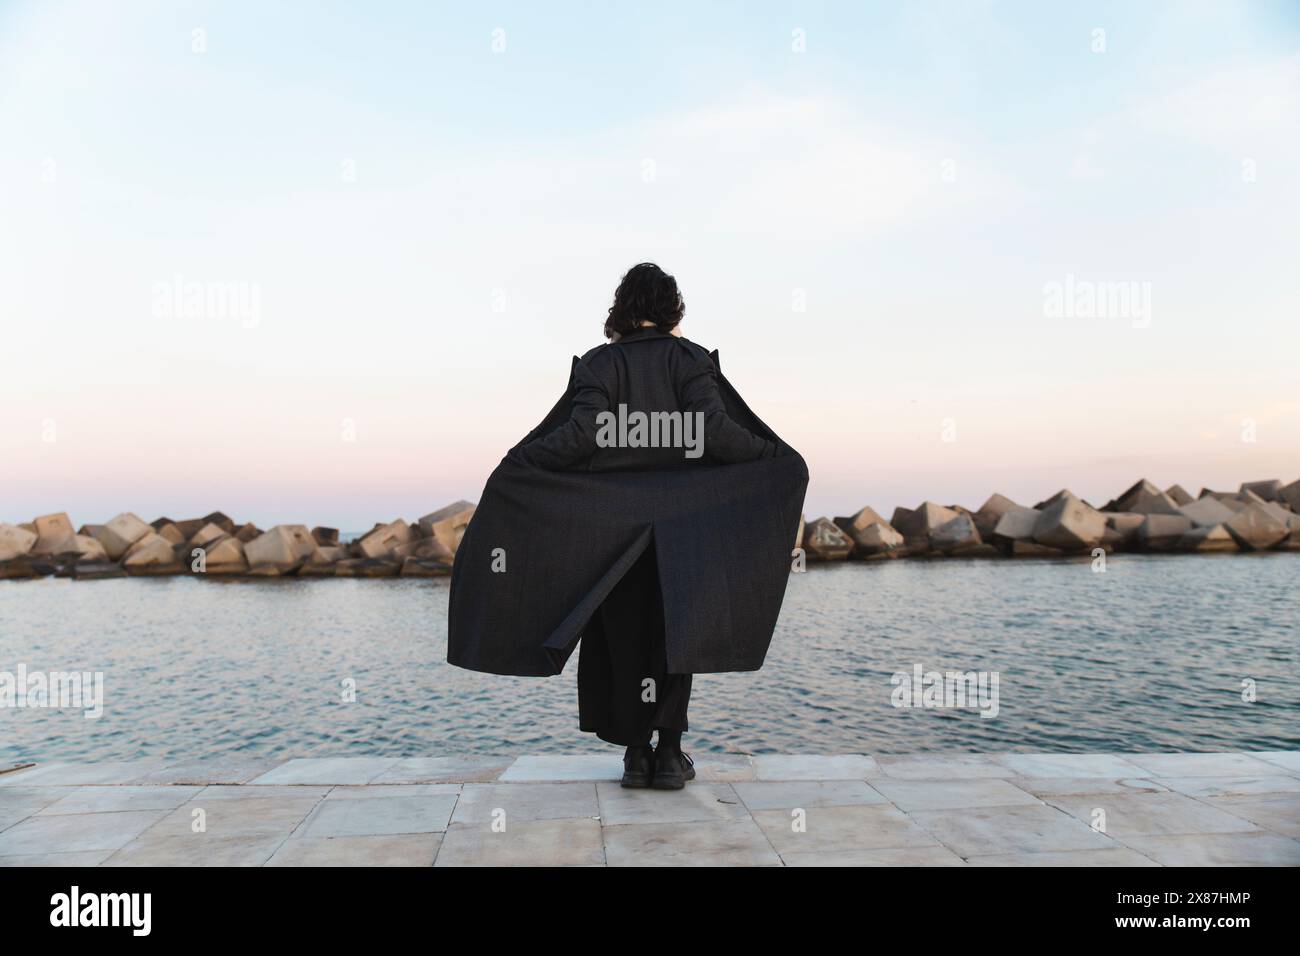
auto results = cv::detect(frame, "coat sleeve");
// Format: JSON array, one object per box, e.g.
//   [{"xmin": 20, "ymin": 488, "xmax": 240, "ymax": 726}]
[
  {"xmin": 510, "ymin": 359, "xmax": 610, "ymax": 469},
  {"xmin": 679, "ymin": 352, "xmax": 779, "ymax": 463}
]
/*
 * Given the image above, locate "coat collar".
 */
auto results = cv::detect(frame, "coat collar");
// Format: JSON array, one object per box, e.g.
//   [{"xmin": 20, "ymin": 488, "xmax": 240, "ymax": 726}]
[{"xmin": 615, "ymin": 326, "xmax": 675, "ymax": 343}]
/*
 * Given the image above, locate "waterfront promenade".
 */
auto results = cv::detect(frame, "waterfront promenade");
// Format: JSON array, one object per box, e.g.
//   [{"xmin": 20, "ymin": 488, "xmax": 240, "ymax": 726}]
[{"xmin": 2, "ymin": 752, "xmax": 1297, "ymax": 866}]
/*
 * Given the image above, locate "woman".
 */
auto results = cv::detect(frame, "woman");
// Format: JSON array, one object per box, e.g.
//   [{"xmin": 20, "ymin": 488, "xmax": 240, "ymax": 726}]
[{"xmin": 447, "ymin": 263, "xmax": 807, "ymax": 789}]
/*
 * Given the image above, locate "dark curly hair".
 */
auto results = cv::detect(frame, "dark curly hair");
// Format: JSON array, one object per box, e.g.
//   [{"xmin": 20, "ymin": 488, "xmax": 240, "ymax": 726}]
[{"xmin": 603, "ymin": 262, "xmax": 684, "ymax": 339}]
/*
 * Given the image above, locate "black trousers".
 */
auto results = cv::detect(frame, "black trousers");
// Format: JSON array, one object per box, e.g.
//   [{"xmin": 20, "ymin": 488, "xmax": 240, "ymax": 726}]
[{"xmin": 578, "ymin": 545, "xmax": 692, "ymax": 746}]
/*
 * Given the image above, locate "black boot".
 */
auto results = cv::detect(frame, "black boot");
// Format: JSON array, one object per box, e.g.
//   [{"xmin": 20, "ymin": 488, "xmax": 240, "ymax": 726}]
[
  {"xmin": 621, "ymin": 744, "xmax": 654, "ymax": 788},
  {"xmin": 652, "ymin": 746, "xmax": 695, "ymax": 790}
]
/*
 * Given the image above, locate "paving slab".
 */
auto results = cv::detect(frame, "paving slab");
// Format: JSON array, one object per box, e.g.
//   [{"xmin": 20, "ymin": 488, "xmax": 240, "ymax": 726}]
[
  {"xmin": 267, "ymin": 834, "xmax": 441, "ymax": 866},
  {"xmin": 595, "ymin": 781, "xmax": 748, "ymax": 826},
  {"xmin": 996, "ymin": 753, "xmax": 1148, "ymax": 778},
  {"xmin": 0, "ymin": 811, "xmax": 32, "ymax": 832},
  {"xmin": 0, "ymin": 809, "xmax": 168, "ymax": 855},
  {"xmin": 732, "ymin": 780, "xmax": 887, "ymax": 812},
  {"xmin": 781, "ymin": 846, "xmax": 967, "ymax": 866},
  {"xmin": 875, "ymin": 755, "xmax": 1017, "ymax": 780},
  {"xmin": 0, "ymin": 765, "xmax": 70, "ymax": 787},
  {"xmin": 1123, "ymin": 752, "xmax": 1283, "ymax": 778},
  {"xmin": 1160, "ymin": 775, "xmax": 1300, "ymax": 799},
  {"xmin": 435, "ymin": 818, "xmax": 605, "ymax": 866},
  {"xmin": 0, "ymin": 850, "xmax": 118, "ymax": 866},
  {"xmin": 451, "ymin": 783, "xmax": 597, "ymax": 826},
  {"xmin": 752, "ymin": 804, "xmax": 939, "ymax": 856},
  {"xmin": 247, "ymin": 757, "xmax": 400, "ymax": 786},
  {"xmin": 147, "ymin": 794, "xmax": 322, "ymax": 839},
  {"xmin": 324, "ymin": 784, "xmax": 460, "ymax": 800},
  {"xmin": 0, "ymin": 787, "xmax": 68, "ymax": 818},
  {"xmin": 909, "ymin": 803, "xmax": 1117, "ymax": 857},
  {"xmin": 869, "ymin": 778, "xmax": 1042, "ymax": 812},
  {"xmin": 106, "ymin": 832, "xmax": 289, "ymax": 867},
  {"xmin": 1042, "ymin": 792, "xmax": 1260, "ymax": 838},
  {"xmin": 1248, "ymin": 751, "xmax": 1300, "ymax": 775},
  {"xmin": 603, "ymin": 818, "xmax": 781, "ymax": 867},
  {"xmin": 1119, "ymin": 831, "xmax": 1300, "ymax": 866},
  {"xmin": 131, "ymin": 757, "xmax": 288, "ymax": 785},
  {"xmin": 370, "ymin": 757, "xmax": 510, "ymax": 784},
  {"xmin": 0, "ymin": 761, "xmax": 167, "ymax": 786},
  {"xmin": 691, "ymin": 754, "xmax": 757, "ymax": 782},
  {"xmin": 1012, "ymin": 777, "xmax": 1170, "ymax": 798},
  {"xmin": 36, "ymin": 785, "xmax": 203, "ymax": 815},
  {"xmin": 294, "ymin": 792, "xmax": 458, "ymax": 838},
  {"xmin": 192, "ymin": 785, "xmax": 332, "ymax": 801},
  {"xmin": 1205, "ymin": 794, "xmax": 1300, "ymax": 839},
  {"xmin": 966, "ymin": 848, "xmax": 1160, "ymax": 866},
  {"xmin": 498, "ymin": 755, "xmax": 621, "ymax": 782},
  {"xmin": 751, "ymin": 754, "xmax": 878, "ymax": 780}
]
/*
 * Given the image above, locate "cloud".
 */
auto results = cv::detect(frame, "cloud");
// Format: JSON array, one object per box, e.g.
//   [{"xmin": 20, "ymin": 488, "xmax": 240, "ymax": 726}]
[
  {"xmin": 1127, "ymin": 54, "xmax": 1300, "ymax": 155},
  {"xmin": 405, "ymin": 91, "xmax": 1021, "ymax": 250}
]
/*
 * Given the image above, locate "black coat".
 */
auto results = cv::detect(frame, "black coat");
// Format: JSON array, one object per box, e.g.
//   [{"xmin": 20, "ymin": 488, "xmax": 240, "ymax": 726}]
[{"xmin": 446, "ymin": 328, "xmax": 808, "ymax": 676}]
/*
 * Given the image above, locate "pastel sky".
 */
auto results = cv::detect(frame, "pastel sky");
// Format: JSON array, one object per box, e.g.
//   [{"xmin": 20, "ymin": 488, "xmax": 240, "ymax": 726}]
[{"xmin": 2, "ymin": 0, "xmax": 1297, "ymax": 530}]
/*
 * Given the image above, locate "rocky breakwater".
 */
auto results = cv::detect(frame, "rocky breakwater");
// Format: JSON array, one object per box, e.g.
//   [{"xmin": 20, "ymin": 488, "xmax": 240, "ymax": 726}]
[
  {"xmin": 0, "ymin": 501, "xmax": 476, "ymax": 581},
  {"xmin": 799, "ymin": 477, "xmax": 1300, "ymax": 563},
  {"xmin": 5, "ymin": 478, "xmax": 1297, "ymax": 580}
]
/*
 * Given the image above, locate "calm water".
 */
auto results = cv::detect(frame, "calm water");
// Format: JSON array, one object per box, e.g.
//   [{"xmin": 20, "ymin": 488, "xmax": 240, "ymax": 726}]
[{"xmin": 2, "ymin": 555, "xmax": 1297, "ymax": 761}]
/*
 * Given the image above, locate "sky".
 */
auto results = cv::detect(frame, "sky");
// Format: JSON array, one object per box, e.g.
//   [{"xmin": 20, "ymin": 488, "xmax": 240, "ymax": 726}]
[{"xmin": 1, "ymin": 0, "xmax": 1298, "ymax": 529}]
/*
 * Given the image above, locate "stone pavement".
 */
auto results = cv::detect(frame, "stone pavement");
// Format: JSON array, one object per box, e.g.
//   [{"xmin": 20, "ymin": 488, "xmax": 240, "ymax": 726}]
[{"xmin": 1, "ymin": 752, "xmax": 1297, "ymax": 866}]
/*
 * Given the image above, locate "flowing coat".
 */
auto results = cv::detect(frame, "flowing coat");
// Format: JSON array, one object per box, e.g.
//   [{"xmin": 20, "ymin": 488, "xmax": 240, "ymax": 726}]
[{"xmin": 447, "ymin": 328, "xmax": 808, "ymax": 676}]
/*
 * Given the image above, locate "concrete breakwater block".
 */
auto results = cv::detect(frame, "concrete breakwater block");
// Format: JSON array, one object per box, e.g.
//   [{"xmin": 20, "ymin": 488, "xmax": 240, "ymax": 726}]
[
  {"xmin": 31, "ymin": 512, "xmax": 76, "ymax": 555},
  {"xmin": 930, "ymin": 513, "xmax": 981, "ymax": 553},
  {"xmin": 244, "ymin": 524, "xmax": 317, "ymax": 573},
  {"xmin": 801, "ymin": 517, "xmax": 853, "ymax": 561},
  {"xmin": 0, "ymin": 523, "xmax": 38, "ymax": 562},
  {"xmin": 1225, "ymin": 505, "xmax": 1289, "ymax": 551},
  {"xmin": 1178, "ymin": 496, "xmax": 1237, "ymax": 528},
  {"xmin": 1138, "ymin": 514, "xmax": 1194, "ymax": 552},
  {"xmin": 891, "ymin": 501, "xmax": 961, "ymax": 549},
  {"xmin": 93, "ymin": 512, "xmax": 151, "ymax": 560},
  {"xmin": 972, "ymin": 493, "xmax": 1021, "ymax": 540},
  {"xmin": 1032, "ymin": 492, "xmax": 1106, "ymax": 552},
  {"xmin": 122, "ymin": 532, "xmax": 183, "ymax": 574},
  {"xmin": 418, "ymin": 501, "xmax": 476, "ymax": 553},
  {"xmin": 357, "ymin": 519, "xmax": 412, "ymax": 559},
  {"xmin": 1179, "ymin": 524, "xmax": 1239, "ymax": 552},
  {"xmin": 834, "ymin": 507, "xmax": 903, "ymax": 557},
  {"xmin": 992, "ymin": 506, "xmax": 1039, "ymax": 542},
  {"xmin": 202, "ymin": 535, "xmax": 250, "ymax": 574},
  {"xmin": 1102, "ymin": 479, "xmax": 1180, "ymax": 515}
]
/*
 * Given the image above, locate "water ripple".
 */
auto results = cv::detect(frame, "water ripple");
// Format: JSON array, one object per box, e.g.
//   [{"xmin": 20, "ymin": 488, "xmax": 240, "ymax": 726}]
[{"xmin": 1, "ymin": 555, "xmax": 1298, "ymax": 759}]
